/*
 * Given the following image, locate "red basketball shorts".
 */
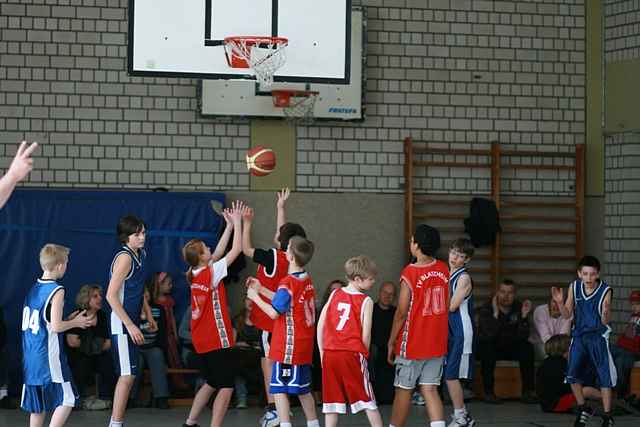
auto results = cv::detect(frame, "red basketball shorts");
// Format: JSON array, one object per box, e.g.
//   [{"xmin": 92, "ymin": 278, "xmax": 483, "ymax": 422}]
[{"xmin": 321, "ymin": 350, "xmax": 377, "ymax": 414}]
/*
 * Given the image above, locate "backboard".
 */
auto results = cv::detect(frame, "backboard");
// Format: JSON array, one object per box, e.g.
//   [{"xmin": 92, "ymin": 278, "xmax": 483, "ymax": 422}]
[
  {"xmin": 128, "ymin": 0, "xmax": 352, "ymax": 84},
  {"xmin": 200, "ymin": 8, "xmax": 365, "ymax": 121}
]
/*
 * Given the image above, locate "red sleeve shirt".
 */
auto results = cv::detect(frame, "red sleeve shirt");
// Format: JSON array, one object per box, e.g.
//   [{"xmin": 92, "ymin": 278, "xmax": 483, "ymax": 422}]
[
  {"xmin": 322, "ymin": 288, "xmax": 372, "ymax": 357},
  {"xmin": 190, "ymin": 259, "xmax": 235, "ymax": 353},
  {"xmin": 269, "ymin": 272, "xmax": 316, "ymax": 365},
  {"xmin": 250, "ymin": 249, "xmax": 289, "ymax": 332},
  {"xmin": 394, "ymin": 259, "xmax": 450, "ymax": 360}
]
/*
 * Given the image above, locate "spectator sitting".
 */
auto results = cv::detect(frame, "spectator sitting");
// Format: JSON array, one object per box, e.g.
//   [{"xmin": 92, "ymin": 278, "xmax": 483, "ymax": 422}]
[
  {"xmin": 65, "ymin": 285, "xmax": 116, "ymax": 410},
  {"xmin": 151, "ymin": 272, "xmax": 190, "ymax": 393},
  {"xmin": 477, "ymin": 278, "xmax": 537, "ymax": 404},
  {"xmin": 370, "ymin": 281, "xmax": 397, "ymax": 405},
  {"xmin": 536, "ymin": 334, "xmax": 601, "ymax": 413},
  {"xmin": 312, "ymin": 279, "xmax": 346, "ymax": 404},
  {"xmin": 530, "ymin": 297, "xmax": 572, "ymax": 360},
  {"xmin": 610, "ymin": 290, "xmax": 640, "ymax": 399},
  {"xmin": 232, "ymin": 297, "xmax": 264, "ymax": 409},
  {"xmin": 130, "ymin": 287, "xmax": 170, "ymax": 409}
]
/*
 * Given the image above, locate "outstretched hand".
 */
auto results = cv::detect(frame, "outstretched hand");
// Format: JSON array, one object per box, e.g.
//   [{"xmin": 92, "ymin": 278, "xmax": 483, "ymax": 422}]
[
  {"xmin": 276, "ymin": 188, "xmax": 290, "ymax": 209},
  {"xmin": 7, "ymin": 141, "xmax": 38, "ymax": 182},
  {"xmin": 230, "ymin": 200, "xmax": 245, "ymax": 223},
  {"xmin": 242, "ymin": 207, "xmax": 254, "ymax": 222},
  {"xmin": 551, "ymin": 287, "xmax": 564, "ymax": 305}
]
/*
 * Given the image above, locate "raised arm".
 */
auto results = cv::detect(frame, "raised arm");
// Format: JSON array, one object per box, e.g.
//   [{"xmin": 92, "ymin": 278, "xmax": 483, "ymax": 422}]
[
  {"xmin": 387, "ymin": 280, "xmax": 411, "ymax": 365},
  {"xmin": 0, "ymin": 141, "xmax": 38, "ymax": 209},
  {"xmin": 106, "ymin": 254, "xmax": 144, "ymax": 345},
  {"xmin": 551, "ymin": 284, "xmax": 574, "ymax": 320},
  {"xmin": 212, "ymin": 208, "xmax": 234, "ymax": 261},
  {"xmin": 223, "ymin": 201, "xmax": 244, "ymax": 267},
  {"xmin": 449, "ymin": 273, "xmax": 472, "ymax": 312},
  {"xmin": 274, "ymin": 188, "xmax": 289, "ymax": 241},
  {"xmin": 241, "ymin": 207, "xmax": 255, "ymax": 258},
  {"xmin": 50, "ymin": 289, "xmax": 94, "ymax": 333}
]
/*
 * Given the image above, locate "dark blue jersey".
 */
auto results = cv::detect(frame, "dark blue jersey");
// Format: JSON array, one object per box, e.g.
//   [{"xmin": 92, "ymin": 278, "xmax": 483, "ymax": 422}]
[
  {"xmin": 21, "ymin": 279, "xmax": 72, "ymax": 385},
  {"xmin": 571, "ymin": 279, "xmax": 611, "ymax": 338},
  {"xmin": 448, "ymin": 267, "xmax": 474, "ymax": 353},
  {"xmin": 109, "ymin": 246, "xmax": 146, "ymax": 335}
]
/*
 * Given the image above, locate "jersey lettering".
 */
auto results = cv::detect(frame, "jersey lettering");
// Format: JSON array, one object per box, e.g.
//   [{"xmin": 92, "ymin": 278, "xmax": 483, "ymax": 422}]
[
  {"xmin": 335, "ymin": 302, "xmax": 351, "ymax": 331},
  {"xmin": 22, "ymin": 306, "xmax": 40, "ymax": 335}
]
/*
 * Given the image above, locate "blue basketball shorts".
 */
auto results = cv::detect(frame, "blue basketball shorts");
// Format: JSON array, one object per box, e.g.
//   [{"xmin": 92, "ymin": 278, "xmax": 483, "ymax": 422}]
[
  {"xmin": 566, "ymin": 333, "xmax": 617, "ymax": 388},
  {"xmin": 111, "ymin": 333, "xmax": 139, "ymax": 376},
  {"xmin": 21, "ymin": 381, "xmax": 77, "ymax": 413},
  {"xmin": 444, "ymin": 336, "xmax": 474, "ymax": 380},
  {"xmin": 269, "ymin": 361, "xmax": 312, "ymax": 395}
]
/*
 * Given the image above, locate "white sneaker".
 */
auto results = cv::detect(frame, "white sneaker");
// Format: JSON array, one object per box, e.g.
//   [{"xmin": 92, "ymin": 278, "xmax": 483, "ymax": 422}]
[
  {"xmin": 448, "ymin": 414, "xmax": 476, "ymax": 427},
  {"xmin": 411, "ymin": 392, "xmax": 425, "ymax": 406},
  {"xmin": 260, "ymin": 409, "xmax": 279, "ymax": 427}
]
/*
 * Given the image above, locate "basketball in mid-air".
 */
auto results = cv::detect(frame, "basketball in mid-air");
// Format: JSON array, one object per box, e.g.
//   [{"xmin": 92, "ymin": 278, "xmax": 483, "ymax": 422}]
[{"xmin": 246, "ymin": 146, "xmax": 276, "ymax": 176}]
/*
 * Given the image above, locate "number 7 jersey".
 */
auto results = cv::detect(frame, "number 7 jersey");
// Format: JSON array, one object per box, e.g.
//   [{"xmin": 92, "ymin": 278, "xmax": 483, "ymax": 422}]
[
  {"xmin": 322, "ymin": 287, "xmax": 372, "ymax": 357},
  {"xmin": 395, "ymin": 259, "xmax": 450, "ymax": 360}
]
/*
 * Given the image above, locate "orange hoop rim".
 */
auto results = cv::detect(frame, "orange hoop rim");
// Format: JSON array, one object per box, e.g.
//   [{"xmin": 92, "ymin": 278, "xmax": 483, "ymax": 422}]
[
  {"xmin": 223, "ymin": 36, "xmax": 289, "ymax": 46},
  {"xmin": 272, "ymin": 90, "xmax": 320, "ymax": 108}
]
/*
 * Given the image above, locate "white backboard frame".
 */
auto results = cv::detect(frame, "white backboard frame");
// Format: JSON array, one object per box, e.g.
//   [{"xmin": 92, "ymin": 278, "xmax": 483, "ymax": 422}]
[
  {"xmin": 128, "ymin": 0, "xmax": 352, "ymax": 84},
  {"xmin": 200, "ymin": 8, "xmax": 365, "ymax": 121}
]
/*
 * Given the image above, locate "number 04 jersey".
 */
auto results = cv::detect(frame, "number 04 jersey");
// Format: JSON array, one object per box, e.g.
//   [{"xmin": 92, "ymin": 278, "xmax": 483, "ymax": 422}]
[
  {"xmin": 22, "ymin": 279, "xmax": 73, "ymax": 385},
  {"xmin": 395, "ymin": 260, "xmax": 450, "ymax": 360},
  {"xmin": 322, "ymin": 288, "xmax": 372, "ymax": 357},
  {"xmin": 270, "ymin": 271, "xmax": 316, "ymax": 365}
]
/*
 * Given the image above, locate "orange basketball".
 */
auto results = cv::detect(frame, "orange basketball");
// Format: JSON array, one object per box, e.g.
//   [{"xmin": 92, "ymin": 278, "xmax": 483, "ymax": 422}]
[{"xmin": 246, "ymin": 146, "xmax": 276, "ymax": 176}]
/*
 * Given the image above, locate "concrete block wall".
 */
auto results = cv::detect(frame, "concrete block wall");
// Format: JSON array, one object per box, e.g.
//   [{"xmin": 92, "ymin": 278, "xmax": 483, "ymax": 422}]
[
  {"xmin": 604, "ymin": 1, "xmax": 640, "ymax": 329},
  {"xmin": 1, "ymin": 0, "xmax": 584, "ymax": 195},
  {"xmin": 604, "ymin": 0, "xmax": 640, "ymax": 62},
  {"xmin": 604, "ymin": 132, "xmax": 640, "ymax": 328}
]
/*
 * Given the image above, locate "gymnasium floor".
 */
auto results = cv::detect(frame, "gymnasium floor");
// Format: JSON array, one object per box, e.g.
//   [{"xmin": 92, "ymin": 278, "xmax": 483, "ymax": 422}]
[{"xmin": 1, "ymin": 402, "xmax": 639, "ymax": 426}]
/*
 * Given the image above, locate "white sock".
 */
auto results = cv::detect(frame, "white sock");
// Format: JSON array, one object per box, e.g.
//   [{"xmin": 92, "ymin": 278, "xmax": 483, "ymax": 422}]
[
  {"xmin": 454, "ymin": 407, "xmax": 467, "ymax": 418},
  {"xmin": 185, "ymin": 420, "xmax": 198, "ymax": 426},
  {"xmin": 307, "ymin": 420, "xmax": 320, "ymax": 427},
  {"xmin": 431, "ymin": 422, "xmax": 446, "ymax": 427},
  {"xmin": 280, "ymin": 423, "xmax": 292, "ymax": 427},
  {"xmin": 109, "ymin": 419, "xmax": 123, "ymax": 427}
]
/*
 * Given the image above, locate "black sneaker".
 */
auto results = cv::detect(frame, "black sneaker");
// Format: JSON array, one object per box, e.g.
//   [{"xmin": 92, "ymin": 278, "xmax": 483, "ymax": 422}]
[
  {"xmin": 601, "ymin": 414, "xmax": 614, "ymax": 427},
  {"xmin": 520, "ymin": 390, "xmax": 539, "ymax": 404},
  {"xmin": 574, "ymin": 405, "xmax": 594, "ymax": 427},
  {"xmin": 182, "ymin": 424, "xmax": 200, "ymax": 427},
  {"xmin": 155, "ymin": 397, "xmax": 170, "ymax": 409}
]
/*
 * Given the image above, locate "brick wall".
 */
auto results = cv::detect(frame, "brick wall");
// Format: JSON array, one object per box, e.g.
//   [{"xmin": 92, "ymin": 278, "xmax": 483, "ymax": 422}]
[
  {"xmin": 1, "ymin": 0, "xmax": 585, "ymax": 195},
  {"xmin": 604, "ymin": 0, "xmax": 640, "ymax": 328}
]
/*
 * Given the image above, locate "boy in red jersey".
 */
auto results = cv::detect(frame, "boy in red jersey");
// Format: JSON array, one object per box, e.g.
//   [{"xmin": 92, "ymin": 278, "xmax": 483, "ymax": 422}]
[
  {"xmin": 317, "ymin": 255, "xmax": 383, "ymax": 427},
  {"xmin": 180, "ymin": 201, "xmax": 244, "ymax": 427},
  {"xmin": 247, "ymin": 236, "xmax": 320, "ymax": 427},
  {"xmin": 242, "ymin": 188, "xmax": 307, "ymax": 427},
  {"xmin": 387, "ymin": 224, "xmax": 449, "ymax": 427}
]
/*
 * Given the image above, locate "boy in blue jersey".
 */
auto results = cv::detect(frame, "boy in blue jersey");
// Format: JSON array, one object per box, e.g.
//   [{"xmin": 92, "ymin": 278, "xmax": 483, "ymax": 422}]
[
  {"xmin": 444, "ymin": 238, "xmax": 476, "ymax": 427},
  {"xmin": 21, "ymin": 244, "xmax": 94, "ymax": 427},
  {"xmin": 552, "ymin": 256, "xmax": 616, "ymax": 427},
  {"xmin": 106, "ymin": 215, "xmax": 156, "ymax": 427}
]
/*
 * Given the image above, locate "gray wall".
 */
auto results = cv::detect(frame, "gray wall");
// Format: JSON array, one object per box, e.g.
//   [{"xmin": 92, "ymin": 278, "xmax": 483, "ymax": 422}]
[{"xmin": 224, "ymin": 191, "xmax": 405, "ymax": 311}]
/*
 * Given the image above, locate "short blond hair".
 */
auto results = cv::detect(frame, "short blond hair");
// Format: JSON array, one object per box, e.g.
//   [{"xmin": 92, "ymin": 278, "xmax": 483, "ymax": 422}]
[
  {"xmin": 39, "ymin": 244, "xmax": 70, "ymax": 271},
  {"xmin": 345, "ymin": 255, "xmax": 378, "ymax": 281}
]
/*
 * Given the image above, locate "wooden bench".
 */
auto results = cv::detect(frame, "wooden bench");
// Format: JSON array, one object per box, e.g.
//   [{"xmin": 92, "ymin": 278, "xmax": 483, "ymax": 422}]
[{"xmin": 473, "ymin": 361, "xmax": 640, "ymax": 399}]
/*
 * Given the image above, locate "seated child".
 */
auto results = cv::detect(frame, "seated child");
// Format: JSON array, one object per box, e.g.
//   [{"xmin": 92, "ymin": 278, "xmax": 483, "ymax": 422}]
[{"xmin": 536, "ymin": 334, "xmax": 601, "ymax": 413}]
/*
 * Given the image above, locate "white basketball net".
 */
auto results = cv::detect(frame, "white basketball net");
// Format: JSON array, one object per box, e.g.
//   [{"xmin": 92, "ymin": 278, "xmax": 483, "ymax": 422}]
[
  {"xmin": 224, "ymin": 37, "xmax": 288, "ymax": 86},
  {"xmin": 281, "ymin": 93, "xmax": 319, "ymax": 123}
]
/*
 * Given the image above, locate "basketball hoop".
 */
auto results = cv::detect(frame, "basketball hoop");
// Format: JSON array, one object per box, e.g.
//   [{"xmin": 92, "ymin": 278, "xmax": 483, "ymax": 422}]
[
  {"xmin": 272, "ymin": 90, "xmax": 319, "ymax": 123},
  {"xmin": 223, "ymin": 36, "xmax": 288, "ymax": 86}
]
